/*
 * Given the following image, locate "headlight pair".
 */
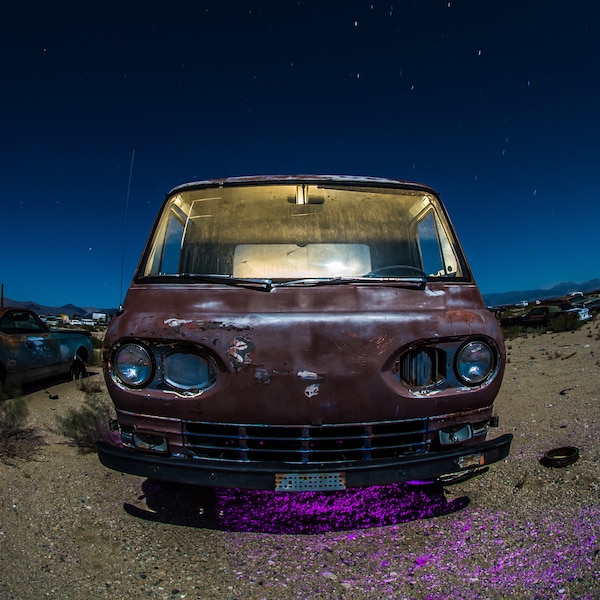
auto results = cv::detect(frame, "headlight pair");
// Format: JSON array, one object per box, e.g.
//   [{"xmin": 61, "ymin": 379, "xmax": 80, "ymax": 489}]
[
  {"xmin": 111, "ymin": 342, "xmax": 215, "ymax": 392},
  {"xmin": 398, "ymin": 339, "xmax": 498, "ymax": 389}
]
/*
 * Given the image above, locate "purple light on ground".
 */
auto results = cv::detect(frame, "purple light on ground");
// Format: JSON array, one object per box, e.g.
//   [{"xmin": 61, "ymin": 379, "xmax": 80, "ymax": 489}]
[
  {"xmin": 214, "ymin": 482, "xmax": 468, "ymax": 534},
  {"xmin": 127, "ymin": 480, "xmax": 468, "ymax": 534},
  {"xmin": 225, "ymin": 506, "xmax": 599, "ymax": 598},
  {"xmin": 125, "ymin": 483, "xmax": 599, "ymax": 595}
]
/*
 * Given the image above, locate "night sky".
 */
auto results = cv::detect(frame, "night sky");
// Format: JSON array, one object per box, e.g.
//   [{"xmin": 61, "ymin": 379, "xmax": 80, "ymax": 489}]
[{"xmin": 2, "ymin": 1, "xmax": 599, "ymax": 309}]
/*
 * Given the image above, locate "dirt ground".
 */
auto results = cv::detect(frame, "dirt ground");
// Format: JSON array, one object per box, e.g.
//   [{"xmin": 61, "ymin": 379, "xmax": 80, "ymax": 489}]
[{"xmin": 1, "ymin": 320, "xmax": 599, "ymax": 599}]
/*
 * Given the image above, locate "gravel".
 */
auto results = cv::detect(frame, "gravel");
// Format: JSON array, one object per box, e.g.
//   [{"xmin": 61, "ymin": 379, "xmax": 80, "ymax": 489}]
[{"xmin": 1, "ymin": 321, "xmax": 599, "ymax": 599}]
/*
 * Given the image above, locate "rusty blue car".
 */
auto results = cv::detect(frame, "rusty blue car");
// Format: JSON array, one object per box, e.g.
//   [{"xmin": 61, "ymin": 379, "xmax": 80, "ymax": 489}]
[{"xmin": 0, "ymin": 307, "xmax": 94, "ymax": 396}]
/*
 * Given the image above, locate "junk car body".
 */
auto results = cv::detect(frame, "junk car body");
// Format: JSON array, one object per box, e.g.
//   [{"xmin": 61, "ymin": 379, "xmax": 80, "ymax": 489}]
[
  {"xmin": 501, "ymin": 304, "xmax": 591, "ymax": 329},
  {"xmin": 501, "ymin": 305, "xmax": 564, "ymax": 328},
  {"xmin": 97, "ymin": 175, "xmax": 512, "ymax": 491},
  {"xmin": 560, "ymin": 303, "xmax": 592, "ymax": 322},
  {"xmin": 0, "ymin": 308, "xmax": 93, "ymax": 395}
]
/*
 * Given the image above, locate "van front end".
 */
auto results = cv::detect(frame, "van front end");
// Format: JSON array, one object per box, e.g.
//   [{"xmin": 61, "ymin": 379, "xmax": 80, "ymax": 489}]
[
  {"xmin": 97, "ymin": 176, "xmax": 511, "ymax": 491},
  {"xmin": 97, "ymin": 284, "xmax": 512, "ymax": 491}
]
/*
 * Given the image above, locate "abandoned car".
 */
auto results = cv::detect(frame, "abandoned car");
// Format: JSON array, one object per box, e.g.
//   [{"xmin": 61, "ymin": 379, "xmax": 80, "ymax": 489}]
[
  {"xmin": 97, "ymin": 175, "xmax": 512, "ymax": 491},
  {"xmin": 0, "ymin": 308, "xmax": 93, "ymax": 396},
  {"xmin": 500, "ymin": 304, "xmax": 591, "ymax": 329}
]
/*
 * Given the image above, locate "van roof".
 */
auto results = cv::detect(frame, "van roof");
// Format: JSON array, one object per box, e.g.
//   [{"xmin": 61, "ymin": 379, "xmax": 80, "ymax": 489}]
[{"xmin": 169, "ymin": 175, "xmax": 438, "ymax": 196}]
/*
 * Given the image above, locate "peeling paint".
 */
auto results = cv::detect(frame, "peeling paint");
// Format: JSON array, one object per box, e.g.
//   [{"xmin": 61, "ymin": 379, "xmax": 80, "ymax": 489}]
[
  {"xmin": 254, "ymin": 368, "xmax": 271, "ymax": 384},
  {"xmin": 164, "ymin": 318, "xmax": 249, "ymax": 331},
  {"xmin": 297, "ymin": 370, "xmax": 319, "ymax": 380},
  {"xmin": 412, "ymin": 388, "xmax": 443, "ymax": 396},
  {"xmin": 228, "ymin": 336, "xmax": 254, "ymax": 370},
  {"xmin": 425, "ymin": 288, "xmax": 445, "ymax": 297},
  {"xmin": 304, "ymin": 383, "xmax": 319, "ymax": 398},
  {"xmin": 164, "ymin": 318, "xmax": 195, "ymax": 328}
]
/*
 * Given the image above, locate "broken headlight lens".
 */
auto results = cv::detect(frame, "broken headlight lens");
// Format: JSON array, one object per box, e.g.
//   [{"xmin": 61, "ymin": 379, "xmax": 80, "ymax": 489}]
[
  {"xmin": 112, "ymin": 343, "xmax": 153, "ymax": 387},
  {"xmin": 455, "ymin": 341, "xmax": 495, "ymax": 385}
]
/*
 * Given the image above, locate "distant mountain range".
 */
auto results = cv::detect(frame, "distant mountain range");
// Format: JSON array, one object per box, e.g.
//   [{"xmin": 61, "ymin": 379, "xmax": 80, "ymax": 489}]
[
  {"xmin": 2, "ymin": 278, "xmax": 599, "ymax": 316},
  {"xmin": 0, "ymin": 298, "xmax": 119, "ymax": 318},
  {"xmin": 482, "ymin": 279, "xmax": 600, "ymax": 307}
]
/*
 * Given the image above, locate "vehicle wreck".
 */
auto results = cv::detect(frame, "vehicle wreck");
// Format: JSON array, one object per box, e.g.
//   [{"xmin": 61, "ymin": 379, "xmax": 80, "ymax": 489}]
[
  {"xmin": 97, "ymin": 175, "xmax": 512, "ymax": 491},
  {"xmin": 0, "ymin": 308, "xmax": 93, "ymax": 395}
]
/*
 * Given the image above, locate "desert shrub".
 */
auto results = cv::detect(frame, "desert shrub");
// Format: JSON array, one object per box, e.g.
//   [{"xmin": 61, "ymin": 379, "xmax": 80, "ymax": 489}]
[
  {"xmin": 0, "ymin": 397, "xmax": 29, "ymax": 431},
  {"xmin": 87, "ymin": 334, "xmax": 105, "ymax": 367},
  {"xmin": 90, "ymin": 336, "xmax": 104, "ymax": 350},
  {"xmin": 90, "ymin": 348, "xmax": 103, "ymax": 366},
  {"xmin": 55, "ymin": 392, "xmax": 113, "ymax": 451},
  {"xmin": 0, "ymin": 397, "xmax": 44, "ymax": 461},
  {"xmin": 0, "ymin": 370, "xmax": 23, "ymax": 401},
  {"xmin": 77, "ymin": 376, "xmax": 104, "ymax": 394},
  {"xmin": 549, "ymin": 313, "xmax": 582, "ymax": 333},
  {"xmin": 502, "ymin": 325, "xmax": 524, "ymax": 340}
]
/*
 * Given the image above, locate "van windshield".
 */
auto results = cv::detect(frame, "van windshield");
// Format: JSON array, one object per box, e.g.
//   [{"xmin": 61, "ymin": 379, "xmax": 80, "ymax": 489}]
[{"xmin": 141, "ymin": 183, "xmax": 468, "ymax": 282}]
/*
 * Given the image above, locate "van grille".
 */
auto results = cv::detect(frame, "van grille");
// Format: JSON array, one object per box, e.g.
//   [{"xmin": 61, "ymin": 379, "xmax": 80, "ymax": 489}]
[{"xmin": 182, "ymin": 419, "xmax": 429, "ymax": 463}]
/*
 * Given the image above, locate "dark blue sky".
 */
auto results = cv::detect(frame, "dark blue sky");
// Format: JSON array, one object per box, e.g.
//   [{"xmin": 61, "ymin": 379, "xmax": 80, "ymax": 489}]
[{"xmin": 1, "ymin": 1, "xmax": 599, "ymax": 308}]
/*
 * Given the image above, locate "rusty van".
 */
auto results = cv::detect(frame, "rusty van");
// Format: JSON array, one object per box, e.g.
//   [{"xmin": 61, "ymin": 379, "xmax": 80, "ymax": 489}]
[{"xmin": 97, "ymin": 175, "xmax": 512, "ymax": 491}]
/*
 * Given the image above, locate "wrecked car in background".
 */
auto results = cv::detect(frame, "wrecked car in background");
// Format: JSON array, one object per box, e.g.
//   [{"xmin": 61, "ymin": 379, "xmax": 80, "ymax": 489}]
[
  {"xmin": 0, "ymin": 308, "xmax": 93, "ymax": 396},
  {"xmin": 501, "ymin": 305, "xmax": 565, "ymax": 329},
  {"xmin": 501, "ymin": 304, "xmax": 591, "ymax": 329},
  {"xmin": 97, "ymin": 175, "xmax": 512, "ymax": 491},
  {"xmin": 561, "ymin": 303, "xmax": 592, "ymax": 322}
]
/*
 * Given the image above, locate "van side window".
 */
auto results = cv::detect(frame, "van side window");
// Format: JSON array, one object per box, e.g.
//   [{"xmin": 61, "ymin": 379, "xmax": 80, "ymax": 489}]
[
  {"xmin": 145, "ymin": 207, "xmax": 186, "ymax": 275},
  {"xmin": 417, "ymin": 211, "xmax": 461, "ymax": 277}
]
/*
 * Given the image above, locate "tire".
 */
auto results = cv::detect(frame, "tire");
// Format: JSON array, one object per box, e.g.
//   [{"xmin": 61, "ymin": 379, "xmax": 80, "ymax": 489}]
[{"xmin": 539, "ymin": 446, "xmax": 579, "ymax": 468}]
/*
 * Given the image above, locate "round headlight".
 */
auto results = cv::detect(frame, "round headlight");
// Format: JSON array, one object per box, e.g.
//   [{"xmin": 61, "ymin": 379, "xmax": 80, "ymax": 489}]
[
  {"xmin": 455, "ymin": 341, "xmax": 495, "ymax": 385},
  {"xmin": 164, "ymin": 352, "xmax": 215, "ymax": 391},
  {"xmin": 112, "ymin": 343, "xmax": 153, "ymax": 387}
]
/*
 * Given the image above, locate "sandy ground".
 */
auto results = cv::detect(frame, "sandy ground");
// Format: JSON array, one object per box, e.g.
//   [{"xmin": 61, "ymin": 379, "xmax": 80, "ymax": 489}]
[{"xmin": 1, "ymin": 320, "xmax": 599, "ymax": 599}]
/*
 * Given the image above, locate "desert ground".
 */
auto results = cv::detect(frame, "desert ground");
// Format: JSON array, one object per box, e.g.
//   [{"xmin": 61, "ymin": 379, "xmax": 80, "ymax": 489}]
[{"xmin": 1, "ymin": 320, "xmax": 599, "ymax": 599}]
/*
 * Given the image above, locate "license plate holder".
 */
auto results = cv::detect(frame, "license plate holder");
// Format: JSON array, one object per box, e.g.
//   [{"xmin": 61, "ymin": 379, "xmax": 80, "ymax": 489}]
[
  {"xmin": 275, "ymin": 472, "xmax": 346, "ymax": 492},
  {"xmin": 458, "ymin": 453, "xmax": 484, "ymax": 469}
]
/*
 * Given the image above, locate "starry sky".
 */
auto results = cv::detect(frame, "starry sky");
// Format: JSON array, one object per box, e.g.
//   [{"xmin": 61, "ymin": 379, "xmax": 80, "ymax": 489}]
[{"xmin": 1, "ymin": 1, "xmax": 599, "ymax": 309}]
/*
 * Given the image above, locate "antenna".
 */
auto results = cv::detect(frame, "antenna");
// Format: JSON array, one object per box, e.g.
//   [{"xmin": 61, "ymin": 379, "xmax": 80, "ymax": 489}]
[{"xmin": 120, "ymin": 150, "xmax": 135, "ymax": 308}]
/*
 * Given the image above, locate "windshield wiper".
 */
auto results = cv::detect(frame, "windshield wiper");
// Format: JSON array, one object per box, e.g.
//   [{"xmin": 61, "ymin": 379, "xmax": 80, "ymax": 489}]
[
  {"xmin": 275, "ymin": 277, "xmax": 427, "ymax": 289},
  {"xmin": 141, "ymin": 273, "xmax": 426, "ymax": 291},
  {"xmin": 169, "ymin": 273, "xmax": 274, "ymax": 291}
]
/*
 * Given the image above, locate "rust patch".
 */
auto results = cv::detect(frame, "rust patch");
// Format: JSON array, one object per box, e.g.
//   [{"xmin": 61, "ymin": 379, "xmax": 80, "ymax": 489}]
[
  {"xmin": 446, "ymin": 311, "xmax": 478, "ymax": 323},
  {"xmin": 228, "ymin": 336, "xmax": 254, "ymax": 370}
]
